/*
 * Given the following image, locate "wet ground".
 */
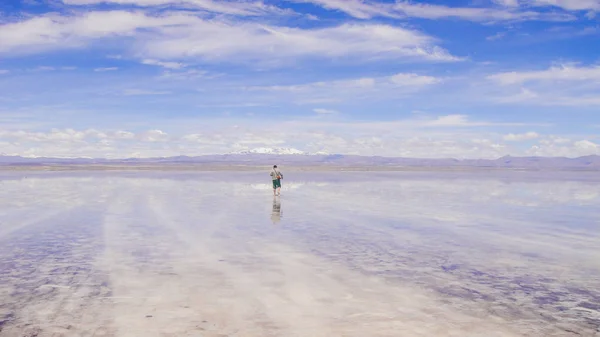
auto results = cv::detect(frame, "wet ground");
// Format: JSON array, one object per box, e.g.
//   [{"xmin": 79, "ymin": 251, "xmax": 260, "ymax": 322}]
[{"xmin": 0, "ymin": 171, "xmax": 599, "ymax": 337}]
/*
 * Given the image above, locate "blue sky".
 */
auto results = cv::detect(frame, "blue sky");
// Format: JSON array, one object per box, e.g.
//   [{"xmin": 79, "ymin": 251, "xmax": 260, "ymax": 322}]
[{"xmin": 0, "ymin": 0, "xmax": 599, "ymax": 158}]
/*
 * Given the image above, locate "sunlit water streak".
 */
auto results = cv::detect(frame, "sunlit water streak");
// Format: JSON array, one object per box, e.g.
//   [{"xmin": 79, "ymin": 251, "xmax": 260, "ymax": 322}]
[{"xmin": 0, "ymin": 171, "xmax": 599, "ymax": 336}]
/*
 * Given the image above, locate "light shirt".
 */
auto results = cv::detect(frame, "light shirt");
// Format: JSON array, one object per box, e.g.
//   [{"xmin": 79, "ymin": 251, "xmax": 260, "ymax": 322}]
[{"xmin": 270, "ymin": 169, "xmax": 283, "ymax": 181}]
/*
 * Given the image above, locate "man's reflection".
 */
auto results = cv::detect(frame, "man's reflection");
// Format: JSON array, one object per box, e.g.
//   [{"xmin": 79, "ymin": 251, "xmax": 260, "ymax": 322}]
[{"xmin": 271, "ymin": 196, "xmax": 282, "ymax": 224}]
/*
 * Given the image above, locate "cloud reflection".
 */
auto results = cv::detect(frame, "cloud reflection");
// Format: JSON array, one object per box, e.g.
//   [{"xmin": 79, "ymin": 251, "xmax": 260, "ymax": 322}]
[{"xmin": 0, "ymin": 171, "xmax": 598, "ymax": 336}]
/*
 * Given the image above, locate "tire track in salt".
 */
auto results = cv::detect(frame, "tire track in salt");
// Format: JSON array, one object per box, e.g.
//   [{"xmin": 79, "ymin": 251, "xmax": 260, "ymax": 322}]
[
  {"xmin": 142, "ymin": 183, "xmax": 526, "ymax": 337},
  {"xmin": 100, "ymin": 184, "xmax": 229, "ymax": 337},
  {"xmin": 0, "ymin": 202, "xmax": 115, "ymax": 337}
]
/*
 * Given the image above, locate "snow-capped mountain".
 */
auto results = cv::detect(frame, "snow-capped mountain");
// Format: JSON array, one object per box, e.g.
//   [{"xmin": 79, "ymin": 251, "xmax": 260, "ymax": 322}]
[{"xmin": 232, "ymin": 147, "xmax": 310, "ymax": 155}]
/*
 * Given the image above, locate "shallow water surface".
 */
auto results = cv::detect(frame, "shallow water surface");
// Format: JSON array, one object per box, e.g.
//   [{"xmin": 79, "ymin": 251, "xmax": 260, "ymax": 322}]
[{"xmin": 0, "ymin": 171, "xmax": 599, "ymax": 336}]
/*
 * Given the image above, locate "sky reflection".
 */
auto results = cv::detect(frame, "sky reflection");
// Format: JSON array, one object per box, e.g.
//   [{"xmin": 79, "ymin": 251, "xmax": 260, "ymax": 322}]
[{"xmin": 0, "ymin": 171, "xmax": 598, "ymax": 336}]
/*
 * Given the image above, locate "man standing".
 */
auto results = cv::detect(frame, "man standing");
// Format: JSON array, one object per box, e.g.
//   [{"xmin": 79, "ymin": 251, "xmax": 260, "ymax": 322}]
[{"xmin": 270, "ymin": 165, "xmax": 283, "ymax": 196}]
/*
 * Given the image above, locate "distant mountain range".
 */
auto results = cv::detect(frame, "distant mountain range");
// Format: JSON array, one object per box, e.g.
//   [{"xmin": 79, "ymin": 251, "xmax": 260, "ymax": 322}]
[
  {"xmin": 1, "ymin": 152, "xmax": 599, "ymax": 170},
  {"xmin": 231, "ymin": 147, "xmax": 328, "ymax": 155}
]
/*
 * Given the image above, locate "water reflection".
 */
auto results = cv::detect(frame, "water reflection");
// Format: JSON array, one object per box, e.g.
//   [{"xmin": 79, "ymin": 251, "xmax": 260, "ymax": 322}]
[
  {"xmin": 0, "ymin": 171, "xmax": 598, "ymax": 336},
  {"xmin": 271, "ymin": 196, "xmax": 282, "ymax": 224}
]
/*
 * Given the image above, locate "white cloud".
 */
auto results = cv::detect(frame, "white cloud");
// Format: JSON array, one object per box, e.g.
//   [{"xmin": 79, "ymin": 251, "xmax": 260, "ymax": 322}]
[
  {"xmin": 493, "ymin": 0, "xmax": 520, "ymax": 7},
  {"xmin": 389, "ymin": 73, "xmax": 441, "ymax": 86},
  {"xmin": 313, "ymin": 108, "xmax": 338, "ymax": 114},
  {"xmin": 0, "ymin": 10, "xmax": 201, "ymax": 55},
  {"xmin": 196, "ymin": 102, "xmax": 267, "ymax": 108},
  {"xmin": 287, "ymin": 114, "xmax": 539, "ymax": 132},
  {"xmin": 159, "ymin": 69, "xmax": 212, "ymax": 80},
  {"xmin": 137, "ymin": 129, "xmax": 169, "ymax": 141},
  {"xmin": 503, "ymin": 132, "xmax": 540, "ymax": 141},
  {"xmin": 0, "ymin": 128, "xmax": 159, "ymax": 158},
  {"xmin": 181, "ymin": 133, "xmax": 228, "ymax": 145},
  {"xmin": 529, "ymin": 0, "xmax": 600, "ymax": 11},
  {"xmin": 420, "ymin": 114, "xmax": 528, "ymax": 127},
  {"xmin": 122, "ymin": 89, "xmax": 171, "ymax": 95},
  {"xmin": 244, "ymin": 74, "xmax": 440, "ymax": 105},
  {"xmin": 94, "ymin": 67, "xmax": 119, "ymax": 72},
  {"xmin": 492, "ymin": 87, "xmax": 600, "ymax": 106},
  {"xmin": 302, "ymin": 134, "xmax": 511, "ymax": 159},
  {"xmin": 542, "ymin": 25, "xmax": 600, "ymax": 39},
  {"xmin": 393, "ymin": 1, "xmax": 571, "ymax": 22},
  {"xmin": 254, "ymin": 78, "xmax": 375, "ymax": 92},
  {"xmin": 0, "ymin": 125, "xmax": 496, "ymax": 158},
  {"xmin": 112, "ymin": 130, "xmax": 135, "ymax": 139},
  {"xmin": 495, "ymin": 88, "xmax": 538, "ymax": 102},
  {"xmin": 574, "ymin": 139, "xmax": 598, "ymax": 149},
  {"xmin": 141, "ymin": 59, "xmax": 186, "ymax": 69},
  {"xmin": 488, "ymin": 64, "xmax": 600, "ymax": 85},
  {"xmin": 84, "ymin": 129, "xmax": 108, "ymax": 139},
  {"xmin": 425, "ymin": 114, "xmax": 471, "ymax": 127},
  {"xmin": 527, "ymin": 139, "xmax": 600, "ymax": 157},
  {"xmin": 293, "ymin": 0, "xmax": 574, "ymax": 22},
  {"xmin": 490, "ymin": 0, "xmax": 600, "ymax": 11},
  {"xmin": 139, "ymin": 22, "xmax": 461, "ymax": 64},
  {"xmin": 521, "ymin": 94, "xmax": 600, "ymax": 105},
  {"xmin": 538, "ymin": 136, "xmax": 571, "ymax": 146},
  {"xmin": 63, "ymin": 0, "xmax": 287, "ymax": 17},
  {"xmin": 291, "ymin": 0, "xmax": 401, "ymax": 19},
  {"xmin": 0, "ymin": 10, "xmax": 459, "ymax": 64},
  {"xmin": 0, "ymin": 121, "xmax": 588, "ymax": 159},
  {"xmin": 0, "ymin": 70, "xmax": 9, "ymax": 74},
  {"xmin": 486, "ymin": 32, "xmax": 507, "ymax": 41},
  {"xmin": 247, "ymin": 73, "xmax": 441, "ymax": 103},
  {"xmin": 0, "ymin": 128, "xmax": 110, "ymax": 142},
  {"xmin": 487, "ymin": 64, "xmax": 600, "ymax": 106},
  {"xmin": 33, "ymin": 66, "xmax": 55, "ymax": 71}
]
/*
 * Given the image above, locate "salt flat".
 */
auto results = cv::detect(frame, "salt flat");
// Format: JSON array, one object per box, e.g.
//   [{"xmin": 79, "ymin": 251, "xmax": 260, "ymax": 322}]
[{"xmin": 0, "ymin": 171, "xmax": 599, "ymax": 337}]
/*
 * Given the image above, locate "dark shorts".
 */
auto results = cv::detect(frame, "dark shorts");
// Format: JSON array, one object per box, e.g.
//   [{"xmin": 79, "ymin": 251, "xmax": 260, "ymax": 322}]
[{"xmin": 272, "ymin": 179, "xmax": 281, "ymax": 189}]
